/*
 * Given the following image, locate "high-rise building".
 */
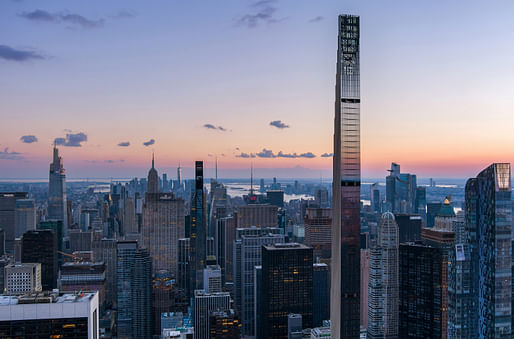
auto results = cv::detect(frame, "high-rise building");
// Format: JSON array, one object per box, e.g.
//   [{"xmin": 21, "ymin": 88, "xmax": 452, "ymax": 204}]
[
  {"xmin": 465, "ymin": 163, "xmax": 512, "ymax": 338},
  {"xmin": 367, "ymin": 212, "xmax": 399, "ymax": 339},
  {"xmin": 60, "ymin": 262, "xmax": 106, "ymax": 305},
  {"xmin": 4, "ymin": 263, "xmax": 42, "ymax": 295},
  {"xmin": 0, "ymin": 192, "xmax": 28, "ymax": 252},
  {"xmin": 234, "ymin": 232, "xmax": 285, "ymax": 336},
  {"xmin": 208, "ymin": 309, "xmax": 241, "ymax": 339},
  {"xmin": 92, "ymin": 238, "xmax": 117, "ymax": 307},
  {"xmin": 14, "ymin": 199, "xmax": 36, "ymax": 239},
  {"xmin": 148, "ymin": 153, "xmax": 159, "ymax": 194},
  {"xmin": 313, "ymin": 263, "xmax": 330, "ymax": 328},
  {"xmin": 69, "ymin": 229, "xmax": 93, "ymax": 252},
  {"xmin": 399, "ymin": 242, "xmax": 445, "ymax": 338},
  {"xmin": 287, "ymin": 313, "xmax": 303, "ymax": 339},
  {"xmin": 304, "ymin": 208, "xmax": 332, "ymax": 260},
  {"xmin": 190, "ymin": 161, "xmax": 207, "ymax": 295},
  {"xmin": 266, "ymin": 190, "xmax": 284, "ymax": 208},
  {"xmin": 193, "ymin": 290, "xmax": 231, "ymax": 339},
  {"xmin": 21, "ymin": 229, "xmax": 57, "ymax": 290},
  {"xmin": 142, "ymin": 190, "xmax": 185, "ymax": 276},
  {"xmin": 48, "ymin": 144, "xmax": 68, "ymax": 234},
  {"xmin": 260, "ymin": 243, "xmax": 313, "ymax": 339},
  {"xmin": 152, "ymin": 270, "xmax": 175, "ymax": 336},
  {"xmin": 203, "ymin": 265, "xmax": 222, "ymax": 293},
  {"xmin": 0, "ymin": 292, "xmax": 99, "ymax": 339},
  {"xmin": 331, "ymin": 14, "xmax": 361, "ymax": 338},
  {"xmin": 116, "ymin": 240, "xmax": 152, "ymax": 339},
  {"xmin": 237, "ymin": 204, "xmax": 278, "ymax": 228},
  {"xmin": 39, "ymin": 220, "xmax": 63, "ymax": 267},
  {"xmin": 177, "ymin": 237, "xmax": 190, "ymax": 295},
  {"xmin": 394, "ymin": 214, "xmax": 422, "ymax": 243},
  {"xmin": 208, "ymin": 179, "xmax": 228, "ymax": 238},
  {"xmin": 360, "ymin": 248, "xmax": 369, "ymax": 329},
  {"xmin": 123, "ymin": 197, "xmax": 137, "ymax": 234}
]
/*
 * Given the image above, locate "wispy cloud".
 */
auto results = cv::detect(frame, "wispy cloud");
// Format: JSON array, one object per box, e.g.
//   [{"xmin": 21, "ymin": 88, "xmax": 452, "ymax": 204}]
[
  {"xmin": 309, "ymin": 16, "xmax": 323, "ymax": 23},
  {"xmin": 54, "ymin": 132, "xmax": 87, "ymax": 147},
  {"xmin": 143, "ymin": 139, "xmax": 155, "ymax": 147},
  {"xmin": 277, "ymin": 151, "xmax": 316, "ymax": 158},
  {"xmin": 19, "ymin": 9, "xmax": 104, "ymax": 28},
  {"xmin": 0, "ymin": 148, "xmax": 23, "ymax": 160},
  {"xmin": 20, "ymin": 135, "xmax": 38, "ymax": 143},
  {"xmin": 117, "ymin": 141, "xmax": 130, "ymax": 147},
  {"xmin": 269, "ymin": 120, "xmax": 289, "ymax": 129},
  {"xmin": 203, "ymin": 124, "xmax": 228, "ymax": 131},
  {"xmin": 236, "ymin": 0, "xmax": 283, "ymax": 28},
  {"xmin": 321, "ymin": 153, "xmax": 333, "ymax": 158},
  {"xmin": 236, "ymin": 152, "xmax": 256, "ymax": 158},
  {"xmin": 0, "ymin": 45, "xmax": 44, "ymax": 62},
  {"xmin": 111, "ymin": 9, "xmax": 135, "ymax": 19}
]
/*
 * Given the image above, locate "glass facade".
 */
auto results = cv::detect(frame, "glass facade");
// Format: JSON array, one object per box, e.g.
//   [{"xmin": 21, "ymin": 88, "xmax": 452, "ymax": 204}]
[
  {"xmin": 331, "ymin": 14, "xmax": 361, "ymax": 338},
  {"xmin": 0, "ymin": 317, "xmax": 88, "ymax": 338}
]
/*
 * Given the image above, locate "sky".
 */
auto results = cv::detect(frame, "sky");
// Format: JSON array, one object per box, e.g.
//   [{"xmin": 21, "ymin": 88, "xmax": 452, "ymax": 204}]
[{"xmin": 1, "ymin": 0, "xmax": 514, "ymax": 180}]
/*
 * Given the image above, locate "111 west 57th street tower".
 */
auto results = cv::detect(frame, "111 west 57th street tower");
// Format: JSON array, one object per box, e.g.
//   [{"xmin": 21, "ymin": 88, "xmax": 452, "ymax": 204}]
[{"xmin": 331, "ymin": 14, "xmax": 361, "ymax": 339}]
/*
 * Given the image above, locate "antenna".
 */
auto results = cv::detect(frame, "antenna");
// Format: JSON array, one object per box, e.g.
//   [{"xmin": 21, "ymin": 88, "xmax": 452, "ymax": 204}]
[
  {"xmin": 152, "ymin": 151, "xmax": 155, "ymax": 169},
  {"xmin": 215, "ymin": 156, "xmax": 218, "ymax": 181},
  {"xmin": 250, "ymin": 163, "xmax": 254, "ymax": 195}
]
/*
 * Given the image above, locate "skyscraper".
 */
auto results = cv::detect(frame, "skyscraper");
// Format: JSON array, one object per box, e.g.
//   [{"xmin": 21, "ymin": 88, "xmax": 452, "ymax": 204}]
[
  {"xmin": 193, "ymin": 290, "xmax": 231, "ymax": 339},
  {"xmin": 260, "ymin": 243, "xmax": 313, "ymax": 338},
  {"xmin": 331, "ymin": 14, "xmax": 361, "ymax": 338},
  {"xmin": 14, "ymin": 199, "xmax": 36, "ymax": 239},
  {"xmin": 0, "ymin": 192, "xmax": 29, "ymax": 252},
  {"xmin": 367, "ymin": 212, "xmax": 399, "ymax": 339},
  {"xmin": 147, "ymin": 153, "xmax": 159, "ymax": 194},
  {"xmin": 465, "ymin": 163, "xmax": 512, "ymax": 338},
  {"xmin": 48, "ymin": 144, "xmax": 68, "ymax": 234},
  {"xmin": 21, "ymin": 229, "xmax": 57, "ymax": 290},
  {"xmin": 190, "ymin": 161, "xmax": 206, "ymax": 295}
]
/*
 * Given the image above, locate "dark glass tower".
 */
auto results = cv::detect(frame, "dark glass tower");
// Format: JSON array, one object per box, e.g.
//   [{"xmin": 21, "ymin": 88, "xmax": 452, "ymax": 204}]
[
  {"xmin": 260, "ymin": 243, "xmax": 313, "ymax": 339},
  {"xmin": 331, "ymin": 14, "xmax": 361, "ymax": 338},
  {"xmin": 48, "ymin": 145, "xmax": 68, "ymax": 234},
  {"xmin": 465, "ymin": 163, "xmax": 512, "ymax": 338},
  {"xmin": 190, "ymin": 161, "xmax": 206, "ymax": 296},
  {"xmin": 21, "ymin": 229, "xmax": 58, "ymax": 290}
]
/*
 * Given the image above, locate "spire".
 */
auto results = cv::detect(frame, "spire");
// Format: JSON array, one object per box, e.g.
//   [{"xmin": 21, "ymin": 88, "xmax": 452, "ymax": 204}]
[
  {"xmin": 152, "ymin": 151, "xmax": 155, "ymax": 169},
  {"xmin": 250, "ymin": 163, "xmax": 254, "ymax": 195}
]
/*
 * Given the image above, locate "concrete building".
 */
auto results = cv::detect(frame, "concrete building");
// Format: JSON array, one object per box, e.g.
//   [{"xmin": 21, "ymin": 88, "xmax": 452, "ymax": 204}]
[
  {"xmin": 237, "ymin": 204, "xmax": 278, "ymax": 228},
  {"xmin": 4, "ymin": 263, "xmax": 41, "ymax": 295},
  {"xmin": 193, "ymin": 290, "xmax": 230, "ymax": 339}
]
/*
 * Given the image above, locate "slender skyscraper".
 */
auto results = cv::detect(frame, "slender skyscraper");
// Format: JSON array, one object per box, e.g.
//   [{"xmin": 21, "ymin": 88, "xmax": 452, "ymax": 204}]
[
  {"xmin": 331, "ymin": 14, "xmax": 361, "ymax": 338},
  {"xmin": 48, "ymin": 144, "xmax": 68, "ymax": 233},
  {"xmin": 190, "ymin": 161, "xmax": 206, "ymax": 295}
]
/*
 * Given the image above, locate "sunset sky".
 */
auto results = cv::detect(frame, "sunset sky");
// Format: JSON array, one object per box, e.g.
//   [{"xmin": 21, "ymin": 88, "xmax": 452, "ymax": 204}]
[{"xmin": 2, "ymin": 0, "xmax": 514, "ymax": 179}]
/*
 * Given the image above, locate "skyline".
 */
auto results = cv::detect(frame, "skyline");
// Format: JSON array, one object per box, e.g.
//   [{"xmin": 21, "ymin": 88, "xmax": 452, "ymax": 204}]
[{"xmin": 2, "ymin": 0, "xmax": 514, "ymax": 179}]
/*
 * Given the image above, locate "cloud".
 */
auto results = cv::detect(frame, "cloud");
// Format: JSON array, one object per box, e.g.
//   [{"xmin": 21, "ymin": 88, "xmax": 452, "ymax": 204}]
[
  {"xmin": 277, "ymin": 151, "xmax": 316, "ymax": 158},
  {"xmin": 321, "ymin": 153, "xmax": 333, "ymax": 158},
  {"xmin": 105, "ymin": 159, "xmax": 124, "ymax": 163},
  {"xmin": 203, "ymin": 124, "xmax": 228, "ymax": 131},
  {"xmin": 143, "ymin": 139, "xmax": 155, "ymax": 146},
  {"xmin": 0, "ymin": 45, "xmax": 44, "ymax": 62},
  {"xmin": 269, "ymin": 120, "xmax": 289, "ymax": 129},
  {"xmin": 0, "ymin": 148, "xmax": 23, "ymax": 160},
  {"xmin": 19, "ymin": 9, "xmax": 104, "ymax": 28},
  {"xmin": 54, "ymin": 132, "xmax": 87, "ymax": 147},
  {"xmin": 256, "ymin": 148, "xmax": 276, "ymax": 158},
  {"xmin": 309, "ymin": 16, "xmax": 323, "ymax": 23},
  {"xmin": 117, "ymin": 141, "xmax": 130, "ymax": 147},
  {"xmin": 20, "ymin": 135, "xmax": 38, "ymax": 143},
  {"xmin": 236, "ymin": 152, "xmax": 256, "ymax": 158},
  {"xmin": 236, "ymin": 0, "xmax": 282, "ymax": 28}
]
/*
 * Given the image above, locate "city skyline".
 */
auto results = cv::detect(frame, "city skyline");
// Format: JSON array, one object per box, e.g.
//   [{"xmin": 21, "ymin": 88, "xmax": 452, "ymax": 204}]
[{"xmin": 2, "ymin": 0, "xmax": 514, "ymax": 179}]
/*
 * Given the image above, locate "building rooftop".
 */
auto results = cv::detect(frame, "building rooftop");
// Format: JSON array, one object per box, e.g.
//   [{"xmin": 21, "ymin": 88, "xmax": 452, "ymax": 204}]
[
  {"xmin": 0, "ymin": 291, "xmax": 97, "ymax": 306},
  {"xmin": 263, "ymin": 242, "xmax": 311, "ymax": 250}
]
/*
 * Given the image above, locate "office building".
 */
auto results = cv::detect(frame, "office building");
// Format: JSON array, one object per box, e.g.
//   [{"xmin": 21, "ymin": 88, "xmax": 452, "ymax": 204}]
[
  {"xmin": 266, "ymin": 190, "xmax": 284, "ymax": 208},
  {"xmin": 69, "ymin": 229, "xmax": 93, "ymax": 252},
  {"xmin": 92, "ymin": 238, "xmax": 117, "ymax": 308},
  {"xmin": 208, "ymin": 178, "xmax": 228, "ymax": 238},
  {"xmin": 367, "ymin": 212, "xmax": 399, "ymax": 339},
  {"xmin": 0, "ymin": 291, "xmax": 99, "ymax": 339},
  {"xmin": 313, "ymin": 263, "xmax": 329, "ymax": 328},
  {"xmin": 385, "ymin": 163, "xmax": 418, "ymax": 214},
  {"xmin": 152, "ymin": 270, "xmax": 175, "ymax": 336},
  {"xmin": 48, "ymin": 144, "xmax": 68, "ymax": 234},
  {"xmin": 4, "ymin": 263, "xmax": 41, "ymax": 295},
  {"xmin": 143, "ymin": 191, "xmax": 185, "ymax": 276},
  {"xmin": 331, "ymin": 14, "xmax": 361, "ymax": 338},
  {"xmin": 261, "ymin": 243, "xmax": 313, "ymax": 338},
  {"xmin": 394, "ymin": 214, "xmax": 422, "ymax": 243},
  {"xmin": 116, "ymin": 241, "xmax": 152, "ymax": 339},
  {"xmin": 237, "ymin": 204, "xmax": 278, "ymax": 228},
  {"xmin": 190, "ymin": 161, "xmax": 207, "ymax": 295},
  {"xmin": 123, "ymin": 197, "xmax": 137, "ymax": 234},
  {"xmin": 234, "ymin": 232, "xmax": 284, "ymax": 336},
  {"xmin": 193, "ymin": 290, "xmax": 230, "ymax": 339},
  {"xmin": 39, "ymin": 220, "xmax": 63, "ymax": 267},
  {"xmin": 465, "ymin": 163, "xmax": 512, "ymax": 337},
  {"xmin": 360, "ymin": 249, "xmax": 369, "ymax": 329},
  {"xmin": 215, "ymin": 216, "xmax": 236, "ymax": 285},
  {"xmin": 0, "ymin": 192, "xmax": 28, "ymax": 252},
  {"xmin": 161, "ymin": 312, "xmax": 184, "ymax": 332},
  {"xmin": 208, "ymin": 309, "xmax": 241, "ymax": 339},
  {"xmin": 288, "ymin": 313, "xmax": 302, "ymax": 339},
  {"xmin": 21, "ymin": 229, "xmax": 57, "ymax": 290},
  {"xmin": 304, "ymin": 208, "xmax": 332, "ymax": 260},
  {"xmin": 14, "ymin": 199, "xmax": 36, "ymax": 239},
  {"xmin": 426, "ymin": 202, "xmax": 442, "ymax": 228},
  {"xmin": 60, "ymin": 262, "xmax": 106, "ymax": 306},
  {"xmin": 399, "ymin": 242, "xmax": 445, "ymax": 338},
  {"xmin": 203, "ymin": 265, "xmax": 222, "ymax": 293}
]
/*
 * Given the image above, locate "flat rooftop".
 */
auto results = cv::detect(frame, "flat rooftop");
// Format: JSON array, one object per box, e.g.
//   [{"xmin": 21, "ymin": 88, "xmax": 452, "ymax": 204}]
[{"xmin": 0, "ymin": 291, "xmax": 97, "ymax": 306}]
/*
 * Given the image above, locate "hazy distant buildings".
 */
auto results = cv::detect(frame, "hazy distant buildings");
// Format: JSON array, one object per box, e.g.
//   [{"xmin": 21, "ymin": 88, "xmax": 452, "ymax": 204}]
[
  {"xmin": 331, "ymin": 14, "xmax": 361, "ymax": 338},
  {"xmin": 48, "ymin": 144, "xmax": 68, "ymax": 234}
]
